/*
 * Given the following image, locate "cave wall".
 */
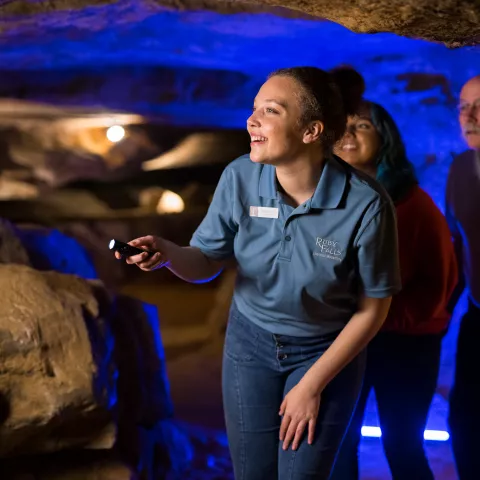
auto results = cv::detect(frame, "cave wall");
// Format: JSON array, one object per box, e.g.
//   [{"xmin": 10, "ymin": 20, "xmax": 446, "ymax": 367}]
[
  {"xmin": 0, "ymin": 0, "xmax": 477, "ymax": 434},
  {"xmin": 0, "ymin": 8, "xmax": 478, "ymax": 208}
]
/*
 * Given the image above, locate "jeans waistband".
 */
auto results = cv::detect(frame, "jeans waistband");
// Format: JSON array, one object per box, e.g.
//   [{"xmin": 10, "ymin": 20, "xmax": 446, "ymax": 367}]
[{"xmin": 229, "ymin": 301, "xmax": 340, "ymax": 345}]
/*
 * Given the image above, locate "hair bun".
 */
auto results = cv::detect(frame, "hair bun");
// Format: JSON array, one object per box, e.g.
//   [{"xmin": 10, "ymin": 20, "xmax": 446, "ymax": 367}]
[{"xmin": 330, "ymin": 65, "xmax": 365, "ymax": 116}]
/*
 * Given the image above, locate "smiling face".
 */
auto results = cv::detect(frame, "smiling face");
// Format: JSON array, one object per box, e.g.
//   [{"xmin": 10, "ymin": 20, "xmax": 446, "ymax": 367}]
[
  {"xmin": 246, "ymin": 75, "xmax": 323, "ymax": 165},
  {"xmin": 334, "ymin": 105, "xmax": 381, "ymax": 174},
  {"xmin": 459, "ymin": 76, "xmax": 480, "ymax": 150}
]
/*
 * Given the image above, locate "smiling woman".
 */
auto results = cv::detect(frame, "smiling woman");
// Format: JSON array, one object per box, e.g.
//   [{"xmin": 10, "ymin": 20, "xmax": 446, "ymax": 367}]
[
  {"xmin": 332, "ymin": 97, "xmax": 457, "ymax": 480},
  {"xmin": 248, "ymin": 68, "xmax": 360, "ymax": 166},
  {"xmin": 114, "ymin": 66, "xmax": 401, "ymax": 480},
  {"xmin": 335, "ymin": 107, "xmax": 382, "ymax": 176}
]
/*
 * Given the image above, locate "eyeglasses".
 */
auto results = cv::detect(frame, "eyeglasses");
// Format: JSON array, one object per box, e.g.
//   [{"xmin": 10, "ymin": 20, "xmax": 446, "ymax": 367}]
[{"xmin": 457, "ymin": 99, "xmax": 480, "ymax": 115}]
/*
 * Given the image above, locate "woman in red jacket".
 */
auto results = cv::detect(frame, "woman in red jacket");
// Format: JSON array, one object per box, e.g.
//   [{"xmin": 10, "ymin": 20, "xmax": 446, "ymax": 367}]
[{"xmin": 330, "ymin": 96, "xmax": 458, "ymax": 479}]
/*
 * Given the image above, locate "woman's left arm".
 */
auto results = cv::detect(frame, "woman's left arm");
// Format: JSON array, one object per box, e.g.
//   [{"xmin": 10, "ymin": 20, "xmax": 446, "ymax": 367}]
[
  {"xmin": 280, "ymin": 198, "xmax": 401, "ymax": 450},
  {"xmin": 279, "ymin": 296, "xmax": 391, "ymax": 450},
  {"xmin": 301, "ymin": 295, "xmax": 391, "ymax": 392}
]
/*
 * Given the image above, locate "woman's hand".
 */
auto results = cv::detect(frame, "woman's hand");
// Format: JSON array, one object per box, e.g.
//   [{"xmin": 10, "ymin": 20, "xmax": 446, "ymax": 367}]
[
  {"xmin": 115, "ymin": 235, "xmax": 169, "ymax": 271},
  {"xmin": 279, "ymin": 381, "xmax": 321, "ymax": 451}
]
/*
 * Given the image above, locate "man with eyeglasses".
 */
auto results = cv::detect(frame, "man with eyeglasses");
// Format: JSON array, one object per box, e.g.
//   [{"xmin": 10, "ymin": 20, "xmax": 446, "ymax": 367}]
[{"xmin": 446, "ymin": 75, "xmax": 480, "ymax": 480}]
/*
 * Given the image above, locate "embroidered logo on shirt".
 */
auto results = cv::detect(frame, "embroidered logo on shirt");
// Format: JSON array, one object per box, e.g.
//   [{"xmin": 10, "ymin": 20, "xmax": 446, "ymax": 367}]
[{"xmin": 313, "ymin": 237, "xmax": 343, "ymax": 261}]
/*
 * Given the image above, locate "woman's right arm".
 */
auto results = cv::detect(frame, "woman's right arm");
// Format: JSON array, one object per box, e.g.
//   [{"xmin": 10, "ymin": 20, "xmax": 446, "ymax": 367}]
[
  {"xmin": 116, "ymin": 164, "xmax": 238, "ymax": 283},
  {"xmin": 118, "ymin": 235, "xmax": 225, "ymax": 284}
]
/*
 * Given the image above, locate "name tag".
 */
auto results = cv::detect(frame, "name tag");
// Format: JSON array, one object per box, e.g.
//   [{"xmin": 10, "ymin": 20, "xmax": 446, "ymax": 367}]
[{"xmin": 250, "ymin": 206, "xmax": 279, "ymax": 219}]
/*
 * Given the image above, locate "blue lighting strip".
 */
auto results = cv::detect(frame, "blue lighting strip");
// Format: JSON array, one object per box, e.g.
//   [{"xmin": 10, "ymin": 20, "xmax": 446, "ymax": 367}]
[{"xmin": 361, "ymin": 426, "xmax": 449, "ymax": 441}]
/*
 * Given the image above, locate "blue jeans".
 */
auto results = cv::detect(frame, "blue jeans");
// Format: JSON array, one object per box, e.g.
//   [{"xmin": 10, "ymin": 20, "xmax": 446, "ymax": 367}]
[
  {"xmin": 449, "ymin": 299, "xmax": 480, "ymax": 480},
  {"xmin": 222, "ymin": 305, "xmax": 366, "ymax": 480},
  {"xmin": 330, "ymin": 332, "xmax": 441, "ymax": 480}
]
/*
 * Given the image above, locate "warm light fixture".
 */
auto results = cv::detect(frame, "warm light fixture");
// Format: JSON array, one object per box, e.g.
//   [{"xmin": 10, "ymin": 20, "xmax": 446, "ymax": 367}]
[
  {"xmin": 106, "ymin": 125, "xmax": 125, "ymax": 143},
  {"xmin": 156, "ymin": 190, "xmax": 185, "ymax": 214},
  {"xmin": 361, "ymin": 426, "xmax": 449, "ymax": 441}
]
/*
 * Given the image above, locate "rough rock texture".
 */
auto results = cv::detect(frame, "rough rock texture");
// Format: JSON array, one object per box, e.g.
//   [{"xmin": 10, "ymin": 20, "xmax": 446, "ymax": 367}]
[
  {"xmin": 260, "ymin": 0, "xmax": 480, "ymax": 47},
  {"xmin": 0, "ymin": 265, "xmax": 189, "ymax": 477},
  {"xmin": 0, "ymin": 100, "xmax": 249, "ymax": 187},
  {"xmin": 0, "ymin": 4, "xmax": 475, "ymax": 211},
  {"xmin": 0, "ymin": 1, "xmax": 475, "ymax": 217},
  {"xmin": 0, "ymin": 264, "xmax": 116, "ymax": 457},
  {"xmin": 0, "ymin": 219, "xmax": 174, "ymax": 425},
  {"xmin": 2, "ymin": 117, "xmax": 157, "ymax": 187},
  {"xmin": 0, "ymin": 220, "xmax": 190, "ymax": 476},
  {"xmin": 0, "ymin": 218, "xmax": 30, "ymax": 265},
  {"xmin": 0, "ymin": 0, "xmax": 478, "ymax": 46}
]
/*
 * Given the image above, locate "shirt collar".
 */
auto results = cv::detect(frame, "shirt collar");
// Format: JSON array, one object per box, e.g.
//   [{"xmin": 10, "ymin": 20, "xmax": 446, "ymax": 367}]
[
  {"xmin": 258, "ymin": 155, "xmax": 347, "ymax": 209},
  {"xmin": 258, "ymin": 161, "xmax": 277, "ymax": 199}
]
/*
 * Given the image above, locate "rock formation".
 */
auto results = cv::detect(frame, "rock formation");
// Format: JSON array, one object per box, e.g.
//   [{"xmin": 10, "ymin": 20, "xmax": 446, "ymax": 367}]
[
  {"xmin": 0, "ymin": 0, "xmax": 478, "ymax": 46},
  {"xmin": 260, "ymin": 0, "xmax": 480, "ymax": 47},
  {"xmin": 0, "ymin": 265, "xmax": 116, "ymax": 457},
  {"xmin": 0, "ymin": 219, "xmax": 190, "ymax": 479},
  {"xmin": 0, "ymin": 0, "xmax": 473, "ymax": 213}
]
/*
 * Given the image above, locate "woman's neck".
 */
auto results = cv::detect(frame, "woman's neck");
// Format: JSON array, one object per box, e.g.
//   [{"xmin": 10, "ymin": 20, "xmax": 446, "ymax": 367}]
[{"xmin": 275, "ymin": 150, "xmax": 326, "ymax": 207}]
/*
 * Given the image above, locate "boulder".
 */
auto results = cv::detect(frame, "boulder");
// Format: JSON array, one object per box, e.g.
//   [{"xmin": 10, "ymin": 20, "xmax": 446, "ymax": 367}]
[
  {"xmin": 0, "ymin": 264, "xmax": 116, "ymax": 457},
  {"xmin": 0, "ymin": 262, "xmax": 190, "ymax": 477},
  {"xmin": 0, "ymin": 219, "xmax": 191, "ymax": 475}
]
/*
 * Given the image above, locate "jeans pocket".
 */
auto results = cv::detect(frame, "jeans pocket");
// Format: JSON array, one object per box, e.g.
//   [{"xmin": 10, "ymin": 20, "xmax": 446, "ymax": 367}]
[{"xmin": 224, "ymin": 312, "xmax": 259, "ymax": 363}]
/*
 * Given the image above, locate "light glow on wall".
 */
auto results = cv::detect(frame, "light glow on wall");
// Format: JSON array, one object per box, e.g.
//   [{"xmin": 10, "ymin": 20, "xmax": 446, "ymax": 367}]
[
  {"xmin": 106, "ymin": 125, "xmax": 125, "ymax": 142},
  {"xmin": 156, "ymin": 190, "xmax": 185, "ymax": 214}
]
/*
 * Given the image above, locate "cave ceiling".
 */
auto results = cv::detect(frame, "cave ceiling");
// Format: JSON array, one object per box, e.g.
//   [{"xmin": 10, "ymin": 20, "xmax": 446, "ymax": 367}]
[
  {"xmin": 1, "ymin": 0, "xmax": 479, "ymax": 47},
  {"xmin": 0, "ymin": 0, "xmax": 477, "ymax": 124},
  {"xmin": 0, "ymin": 0, "xmax": 478, "ymax": 201}
]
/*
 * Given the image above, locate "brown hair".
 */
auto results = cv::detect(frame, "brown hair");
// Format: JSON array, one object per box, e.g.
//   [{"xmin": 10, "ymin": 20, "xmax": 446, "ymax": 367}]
[{"xmin": 268, "ymin": 66, "xmax": 365, "ymax": 149}]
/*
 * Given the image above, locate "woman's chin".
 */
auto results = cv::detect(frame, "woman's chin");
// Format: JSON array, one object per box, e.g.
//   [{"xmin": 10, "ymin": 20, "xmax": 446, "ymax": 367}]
[
  {"xmin": 337, "ymin": 152, "xmax": 360, "ymax": 166},
  {"xmin": 249, "ymin": 151, "xmax": 265, "ymax": 164}
]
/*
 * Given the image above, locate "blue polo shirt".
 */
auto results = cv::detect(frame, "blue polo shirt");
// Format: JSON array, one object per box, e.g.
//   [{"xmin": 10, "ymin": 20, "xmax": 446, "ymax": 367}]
[{"xmin": 190, "ymin": 154, "xmax": 401, "ymax": 337}]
